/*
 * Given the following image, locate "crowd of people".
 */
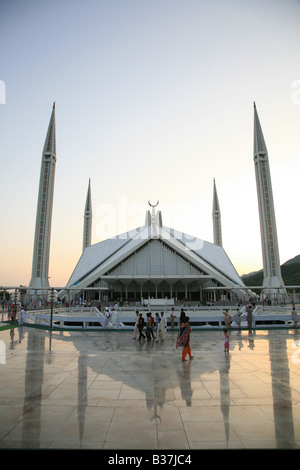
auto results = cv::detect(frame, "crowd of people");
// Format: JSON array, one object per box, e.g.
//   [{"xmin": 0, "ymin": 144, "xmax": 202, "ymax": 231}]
[
  {"xmin": 0, "ymin": 303, "xmax": 27, "ymax": 325},
  {"xmin": 2, "ymin": 298, "xmax": 299, "ymax": 362},
  {"xmin": 132, "ymin": 308, "xmax": 194, "ymax": 361},
  {"xmin": 132, "ymin": 308, "xmax": 188, "ymax": 341},
  {"xmin": 132, "ymin": 310, "xmax": 169, "ymax": 342}
]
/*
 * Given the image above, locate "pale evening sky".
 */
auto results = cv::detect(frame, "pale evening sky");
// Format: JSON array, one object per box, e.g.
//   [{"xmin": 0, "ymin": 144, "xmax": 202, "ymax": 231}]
[{"xmin": 0, "ymin": 0, "xmax": 299, "ymax": 287}]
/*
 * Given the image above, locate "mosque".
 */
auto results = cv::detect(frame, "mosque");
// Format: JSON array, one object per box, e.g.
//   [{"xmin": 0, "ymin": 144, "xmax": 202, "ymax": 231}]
[
  {"xmin": 61, "ymin": 194, "xmax": 247, "ymax": 304},
  {"xmin": 27, "ymin": 103, "xmax": 286, "ymax": 303}
]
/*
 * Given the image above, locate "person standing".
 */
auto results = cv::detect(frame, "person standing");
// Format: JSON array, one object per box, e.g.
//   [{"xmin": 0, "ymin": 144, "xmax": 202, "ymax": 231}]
[
  {"xmin": 224, "ymin": 330, "xmax": 230, "ymax": 352},
  {"xmin": 156, "ymin": 317, "xmax": 164, "ymax": 343},
  {"xmin": 170, "ymin": 308, "xmax": 176, "ymax": 330},
  {"xmin": 246, "ymin": 304, "xmax": 253, "ymax": 329},
  {"xmin": 18, "ymin": 306, "xmax": 26, "ymax": 325},
  {"xmin": 223, "ymin": 309, "xmax": 231, "ymax": 328},
  {"xmin": 103, "ymin": 308, "xmax": 111, "ymax": 328},
  {"xmin": 234, "ymin": 308, "xmax": 241, "ymax": 328},
  {"xmin": 176, "ymin": 317, "xmax": 194, "ymax": 361},
  {"xmin": 11, "ymin": 305, "xmax": 17, "ymax": 324},
  {"xmin": 292, "ymin": 305, "xmax": 298, "ymax": 328}
]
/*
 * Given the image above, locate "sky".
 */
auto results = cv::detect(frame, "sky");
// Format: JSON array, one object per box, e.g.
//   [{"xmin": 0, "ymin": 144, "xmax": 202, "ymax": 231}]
[{"xmin": 0, "ymin": 0, "xmax": 300, "ymax": 288}]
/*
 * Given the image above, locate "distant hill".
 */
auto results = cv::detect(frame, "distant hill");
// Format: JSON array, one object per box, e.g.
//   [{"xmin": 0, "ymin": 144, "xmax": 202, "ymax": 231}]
[{"xmin": 242, "ymin": 255, "xmax": 300, "ymax": 288}]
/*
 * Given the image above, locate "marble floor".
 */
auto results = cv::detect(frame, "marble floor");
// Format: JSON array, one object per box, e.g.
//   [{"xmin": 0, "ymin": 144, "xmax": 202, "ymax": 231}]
[{"xmin": 1, "ymin": 326, "xmax": 300, "ymax": 449}]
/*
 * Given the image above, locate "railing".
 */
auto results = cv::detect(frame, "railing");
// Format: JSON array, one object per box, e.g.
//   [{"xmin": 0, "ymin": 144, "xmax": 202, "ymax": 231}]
[
  {"xmin": 2, "ymin": 302, "xmax": 298, "ymax": 330},
  {"xmin": 21, "ymin": 305, "xmax": 299, "ymax": 330},
  {"xmin": 26, "ymin": 307, "xmax": 114, "ymax": 329}
]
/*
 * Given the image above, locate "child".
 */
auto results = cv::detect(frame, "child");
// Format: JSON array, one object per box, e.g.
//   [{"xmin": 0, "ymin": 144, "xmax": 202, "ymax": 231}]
[{"xmin": 224, "ymin": 330, "xmax": 230, "ymax": 352}]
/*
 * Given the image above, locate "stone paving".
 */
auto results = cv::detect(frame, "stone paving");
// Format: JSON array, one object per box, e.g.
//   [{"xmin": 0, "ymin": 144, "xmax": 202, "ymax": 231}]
[{"xmin": 0, "ymin": 325, "xmax": 300, "ymax": 449}]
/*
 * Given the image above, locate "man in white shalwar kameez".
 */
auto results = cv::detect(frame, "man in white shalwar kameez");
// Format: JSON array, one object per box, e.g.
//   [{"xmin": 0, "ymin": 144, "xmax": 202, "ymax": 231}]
[
  {"xmin": 160, "ymin": 312, "xmax": 167, "ymax": 341},
  {"xmin": 133, "ymin": 311, "xmax": 139, "ymax": 339},
  {"xmin": 156, "ymin": 318, "xmax": 165, "ymax": 343},
  {"xmin": 18, "ymin": 307, "xmax": 26, "ymax": 325},
  {"xmin": 103, "ymin": 308, "xmax": 111, "ymax": 328}
]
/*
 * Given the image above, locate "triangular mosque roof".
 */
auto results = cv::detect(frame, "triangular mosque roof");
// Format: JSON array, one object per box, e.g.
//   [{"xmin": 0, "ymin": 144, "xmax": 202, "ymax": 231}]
[{"xmin": 65, "ymin": 215, "xmax": 244, "ymax": 291}]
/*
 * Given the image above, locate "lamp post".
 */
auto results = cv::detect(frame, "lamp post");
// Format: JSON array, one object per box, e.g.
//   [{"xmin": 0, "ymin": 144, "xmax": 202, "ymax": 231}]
[{"xmin": 50, "ymin": 287, "xmax": 54, "ymax": 329}]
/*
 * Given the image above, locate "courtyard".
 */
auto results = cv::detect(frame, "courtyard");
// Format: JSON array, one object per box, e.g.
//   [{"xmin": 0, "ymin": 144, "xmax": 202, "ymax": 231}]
[{"xmin": 0, "ymin": 325, "xmax": 300, "ymax": 449}]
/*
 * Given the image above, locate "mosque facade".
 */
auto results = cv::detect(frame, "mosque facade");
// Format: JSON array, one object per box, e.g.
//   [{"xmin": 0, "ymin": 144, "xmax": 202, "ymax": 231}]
[{"xmin": 62, "ymin": 204, "xmax": 247, "ymax": 303}]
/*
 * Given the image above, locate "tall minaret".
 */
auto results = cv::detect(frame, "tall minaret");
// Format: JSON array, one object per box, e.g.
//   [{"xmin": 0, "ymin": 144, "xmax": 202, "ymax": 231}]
[
  {"xmin": 28, "ymin": 103, "xmax": 57, "ymax": 293},
  {"xmin": 253, "ymin": 103, "xmax": 285, "ymax": 293},
  {"xmin": 212, "ymin": 178, "xmax": 222, "ymax": 247},
  {"xmin": 82, "ymin": 178, "xmax": 92, "ymax": 252}
]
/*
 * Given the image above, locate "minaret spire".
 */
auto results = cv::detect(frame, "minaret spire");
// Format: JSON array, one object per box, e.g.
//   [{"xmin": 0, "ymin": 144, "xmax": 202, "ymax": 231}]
[
  {"xmin": 253, "ymin": 102, "xmax": 268, "ymax": 156},
  {"xmin": 82, "ymin": 178, "xmax": 92, "ymax": 252},
  {"xmin": 28, "ymin": 103, "xmax": 57, "ymax": 295},
  {"xmin": 253, "ymin": 103, "xmax": 285, "ymax": 296},
  {"xmin": 212, "ymin": 178, "xmax": 222, "ymax": 247}
]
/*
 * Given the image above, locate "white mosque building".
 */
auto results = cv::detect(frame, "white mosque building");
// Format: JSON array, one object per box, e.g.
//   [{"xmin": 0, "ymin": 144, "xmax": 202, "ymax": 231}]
[
  {"xmin": 61, "ymin": 197, "xmax": 247, "ymax": 304},
  {"xmin": 27, "ymin": 103, "xmax": 286, "ymax": 304}
]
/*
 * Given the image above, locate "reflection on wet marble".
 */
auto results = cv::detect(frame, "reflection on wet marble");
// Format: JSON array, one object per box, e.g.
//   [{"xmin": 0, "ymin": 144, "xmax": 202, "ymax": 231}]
[{"xmin": 1, "ymin": 326, "xmax": 300, "ymax": 449}]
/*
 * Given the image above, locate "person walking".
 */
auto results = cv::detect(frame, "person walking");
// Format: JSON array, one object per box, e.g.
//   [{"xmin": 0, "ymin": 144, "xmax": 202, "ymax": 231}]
[
  {"xmin": 180, "ymin": 308, "xmax": 186, "ymax": 325},
  {"xmin": 176, "ymin": 316, "xmax": 194, "ymax": 361},
  {"xmin": 156, "ymin": 317, "xmax": 165, "ymax": 343},
  {"xmin": 150, "ymin": 313, "xmax": 155, "ymax": 339},
  {"xmin": 133, "ymin": 311, "xmax": 139, "ymax": 339},
  {"xmin": 154, "ymin": 312, "xmax": 159, "ymax": 335},
  {"xmin": 138, "ymin": 313, "xmax": 146, "ymax": 340},
  {"xmin": 223, "ymin": 309, "xmax": 231, "ymax": 328}
]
